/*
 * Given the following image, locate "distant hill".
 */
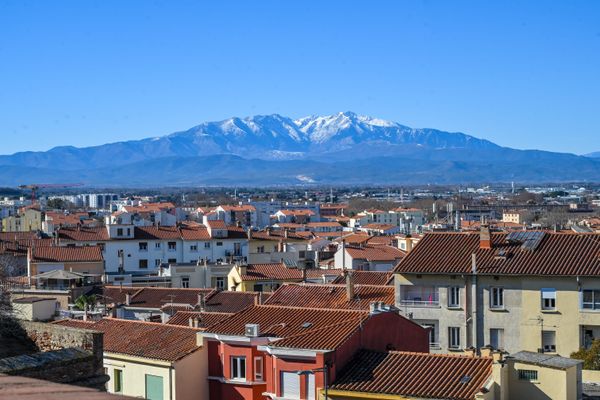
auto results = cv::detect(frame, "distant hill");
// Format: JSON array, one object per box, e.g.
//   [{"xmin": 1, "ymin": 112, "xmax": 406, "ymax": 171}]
[
  {"xmin": 1, "ymin": 112, "xmax": 599, "ymax": 186},
  {"xmin": 585, "ymin": 152, "xmax": 600, "ymax": 158}
]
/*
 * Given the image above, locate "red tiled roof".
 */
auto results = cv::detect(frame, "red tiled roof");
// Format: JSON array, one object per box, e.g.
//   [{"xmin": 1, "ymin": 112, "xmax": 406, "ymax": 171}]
[
  {"xmin": 54, "ymin": 318, "xmax": 201, "ymax": 361},
  {"xmin": 102, "ymin": 286, "xmax": 215, "ymax": 309},
  {"xmin": 251, "ymin": 230, "xmax": 310, "ymax": 241},
  {"xmin": 240, "ymin": 264, "xmax": 340, "ymax": 281},
  {"xmin": 279, "ymin": 209, "xmax": 315, "ymax": 216},
  {"xmin": 205, "ymin": 305, "xmax": 367, "ymax": 342},
  {"xmin": 179, "ymin": 226, "xmax": 211, "ymax": 240},
  {"xmin": 206, "ymin": 219, "xmax": 226, "ymax": 229},
  {"xmin": 58, "ymin": 227, "xmax": 109, "ymax": 242},
  {"xmin": 331, "ymin": 271, "xmax": 393, "ymax": 286},
  {"xmin": 166, "ymin": 311, "xmax": 234, "ymax": 328},
  {"xmin": 366, "ymin": 236, "xmax": 395, "ymax": 246},
  {"xmin": 362, "ymin": 223, "xmax": 396, "ymax": 230},
  {"xmin": 135, "ymin": 226, "xmax": 181, "ymax": 240},
  {"xmin": 203, "ymin": 290, "xmax": 268, "ymax": 313},
  {"xmin": 45, "ymin": 212, "xmax": 92, "ymax": 226},
  {"xmin": 394, "ymin": 232, "xmax": 600, "ymax": 276},
  {"xmin": 330, "ymin": 350, "xmax": 492, "ymax": 400},
  {"xmin": 218, "ymin": 205, "xmax": 255, "ymax": 212},
  {"xmin": 0, "ymin": 231, "xmax": 42, "ymax": 241},
  {"xmin": 263, "ymin": 283, "xmax": 395, "ymax": 310},
  {"xmin": 305, "ymin": 222, "xmax": 342, "ymax": 228},
  {"xmin": 345, "ymin": 246, "xmax": 405, "ymax": 262},
  {"xmin": 30, "ymin": 246, "xmax": 103, "ymax": 263}
]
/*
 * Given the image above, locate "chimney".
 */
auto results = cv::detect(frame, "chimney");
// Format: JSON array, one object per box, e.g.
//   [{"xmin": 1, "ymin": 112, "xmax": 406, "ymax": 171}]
[
  {"xmin": 463, "ymin": 347, "xmax": 476, "ymax": 357},
  {"xmin": 125, "ymin": 292, "xmax": 131, "ymax": 306},
  {"xmin": 492, "ymin": 350, "xmax": 504, "ymax": 362},
  {"xmin": 189, "ymin": 316, "xmax": 199, "ymax": 328},
  {"xmin": 198, "ymin": 293, "xmax": 206, "ymax": 310},
  {"xmin": 480, "ymin": 221, "xmax": 492, "ymax": 250},
  {"xmin": 284, "ymin": 228, "xmax": 289, "ymax": 239},
  {"xmin": 278, "ymin": 239, "xmax": 284, "ymax": 252},
  {"xmin": 247, "ymin": 228, "xmax": 252, "ymax": 240},
  {"xmin": 302, "ymin": 267, "xmax": 307, "ymax": 283},
  {"xmin": 345, "ymin": 270, "xmax": 354, "ymax": 300},
  {"xmin": 405, "ymin": 235, "xmax": 413, "ymax": 253},
  {"xmin": 480, "ymin": 346, "xmax": 493, "ymax": 358}
]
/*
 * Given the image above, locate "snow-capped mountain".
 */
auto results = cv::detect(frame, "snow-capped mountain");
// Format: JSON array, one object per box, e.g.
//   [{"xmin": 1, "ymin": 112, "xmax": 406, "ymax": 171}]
[{"xmin": 0, "ymin": 112, "xmax": 599, "ymax": 186}]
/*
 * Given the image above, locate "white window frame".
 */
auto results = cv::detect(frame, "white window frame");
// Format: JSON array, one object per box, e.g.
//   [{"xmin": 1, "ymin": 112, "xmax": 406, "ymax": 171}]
[
  {"xmin": 541, "ymin": 288, "xmax": 556, "ymax": 311},
  {"xmin": 181, "ymin": 276, "xmax": 190, "ymax": 289},
  {"xmin": 490, "ymin": 328, "xmax": 504, "ymax": 350},
  {"xmin": 582, "ymin": 289, "xmax": 600, "ymax": 310},
  {"xmin": 448, "ymin": 327, "xmax": 460, "ymax": 349},
  {"xmin": 542, "ymin": 330, "xmax": 556, "ymax": 353},
  {"xmin": 490, "ymin": 287, "xmax": 504, "ymax": 309},
  {"xmin": 254, "ymin": 357, "xmax": 263, "ymax": 382},
  {"xmin": 448, "ymin": 286, "xmax": 460, "ymax": 308},
  {"xmin": 230, "ymin": 356, "xmax": 246, "ymax": 381}
]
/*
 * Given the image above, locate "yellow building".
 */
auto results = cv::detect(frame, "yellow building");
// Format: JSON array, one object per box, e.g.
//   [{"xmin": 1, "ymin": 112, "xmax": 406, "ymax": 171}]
[
  {"xmin": 394, "ymin": 229, "xmax": 600, "ymax": 357},
  {"xmin": 2, "ymin": 207, "xmax": 43, "ymax": 232},
  {"xmin": 55, "ymin": 318, "xmax": 208, "ymax": 400}
]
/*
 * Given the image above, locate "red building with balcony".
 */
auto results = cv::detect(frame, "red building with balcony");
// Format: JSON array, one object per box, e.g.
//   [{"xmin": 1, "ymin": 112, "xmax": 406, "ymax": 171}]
[{"xmin": 201, "ymin": 303, "xmax": 428, "ymax": 400}]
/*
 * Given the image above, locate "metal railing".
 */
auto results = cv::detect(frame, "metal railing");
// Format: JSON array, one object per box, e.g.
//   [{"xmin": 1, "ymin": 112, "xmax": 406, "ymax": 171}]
[{"xmin": 399, "ymin": 298, "xmax": 440, "ymax": 307}]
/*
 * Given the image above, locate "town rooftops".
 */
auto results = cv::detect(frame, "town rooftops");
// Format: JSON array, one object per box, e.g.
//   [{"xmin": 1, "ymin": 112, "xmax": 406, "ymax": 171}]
[
  {"xmin": 201, "ymin": 290, "xmax": 270, "ymax": 313},
  {"xmin": 394, "ymin": 231, "xmax": 600, "ymax": 276},
  {"xmin": 361, "ymin": 223, "xmax": 396, "ymax": 230},
  {"xmin": 204, "ymin": 305, "xmax": 368, "ymax": 350},
  {"xmin": 331, "ymin": 271, "xmax": 392, "ymax": 286},
  {"xmin": 102, "ymin": 286, "xmax": 215, "ymax": 309},
  {"xmin": 166, "ymin": 311, "xmax": 234, "ymax": 328},
  {"xmin": 345, "ymin": 245, "xmax": 405, "ymax": 262},
  {"xmin": 510, "ymin": 351, "xmax": 582, "ymax": 370},
  {"xmin": 239, "ymin": 263, "xmax": 339, "ymax": 282},
  {"xmin": 30, "ymin": 246, "xmax": 103, "ymax": 263},
  {"xmin": 329, "ymin": 349, "xmax": 492, "ymax": 400},
  {"xmin": 54, "ymin": 318, "xmax": 201, "ymax": 362},
  {"xmin": 278, "ymin": 209, "xmax": 315, "ymax": 216},
  {"xmin": 57, "ymin": 227, "xmax": 109, "ymax": 242},
  {"xmin": 263, "ymin": 283, "xmax": 395, "ymax": 310}
]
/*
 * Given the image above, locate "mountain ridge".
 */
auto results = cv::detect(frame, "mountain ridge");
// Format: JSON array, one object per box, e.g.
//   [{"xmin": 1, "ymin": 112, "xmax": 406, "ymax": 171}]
[{"xmin": 1, "ymin": 112, "xmax": 599, "ymax": 185}]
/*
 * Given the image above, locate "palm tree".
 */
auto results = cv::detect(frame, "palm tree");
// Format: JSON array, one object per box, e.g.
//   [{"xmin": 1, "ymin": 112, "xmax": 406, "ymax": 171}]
[{"xmin": 75, "ymin": 294, "xmax": 96, "ymax": 312}]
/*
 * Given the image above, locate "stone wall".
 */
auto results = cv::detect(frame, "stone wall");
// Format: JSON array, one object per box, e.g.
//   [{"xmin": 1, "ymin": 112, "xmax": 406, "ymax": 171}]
[{"xmin": 0, "ymin": 320, "xmax": 107, "ymax": 390}]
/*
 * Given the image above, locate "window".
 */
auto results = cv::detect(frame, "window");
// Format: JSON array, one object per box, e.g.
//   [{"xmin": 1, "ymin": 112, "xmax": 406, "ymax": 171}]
[
  {"xmin": 490, "ymin": 328, "xmax": 504, "ymax": 349},
  {"xmin": 139, "ymin": 259, "xmax": 148, "ymax": 269},
  {"xmin": 127, "ymin": 228, "xmax": 131, "ymax": 236},
  {"xmin": 518, "ymin": 370, "xmax": 538, "ymax": 381},
  {"xmin": 181, "ymin": 276, "xmax": 190, "ymax": 288},
  {"xmin": 234, "ymin": 242, "xmax": 241, "ymax": 256},
  {"xmin": 254, "ymin": 357, "xmax": 263, "ymax": 382},
  {"xmin": 542, "ymin": 330, "xmax": 556, "ymax": 353},
  {"xmin": 145, "ymin": 374, "xmax": 163, "ymax": 400},
  {"xmin": 117, "ymin": 228, "xmax": 123, "ymax": 236},
  {"xmin": 449, "ymin": 327, "xmax": 460, "ymax": 349},
  {"xmin": 448, "ymin": 287, "xmax": 460, "ymax": 308},
  {"xmin": 422, "ymin": 323, "xmax": 437, "ymax": 347},
  {"xmin": 139, "ymin": 242, "xmax": 148, "ymax": 251},
  {"xmin": 155, "ymin": 242, "xmax": 161, "ymax": 249},
  {"xmin": 168, "ymin": 258, "xmax": 176, "ymax": 264},
  {"xmin": 216, "ymin": 277, "xmax": 225, "ymax": 290},
  {"xmin": 155, "ymin": 259, "xmax": 162, "ymax": 267},
  {"xmin": 216, "ymin": 241, "xmax": 223, "ymax": 246},
  {"xmin": 490, "ymin": 287, "xmax": 504, "ymax": 309},
  {"xmin": 281, "ymin": 371, "xmax": 301, "ymax": 399},
  {"xmin": 257, "ymin": 245, "xmax": 265, "ymax": 253},
  {"xmin": 582, "ymin": 290, "xmax": 600, "ymax": 310},
  {"xmin": 168, "ymin": 242, "xmax": 176, "ymax": 250},
  {"xmin": 541, "ymin": 288, "xmax": 556, "ymax": 310},
  {"xmin": 113, "ymin": 368, "xmax": 123, "ymax": 393},
  {"xmin": 204, "ymin": 242, "xmax": 210, "ymax": 248},
  {"xmin": 190, "ymin": 244, "xmax": 198, "ymax": 252},
  {"xmin": 231, "ymin": 356, "xmax": 246, "ymax": 381}
]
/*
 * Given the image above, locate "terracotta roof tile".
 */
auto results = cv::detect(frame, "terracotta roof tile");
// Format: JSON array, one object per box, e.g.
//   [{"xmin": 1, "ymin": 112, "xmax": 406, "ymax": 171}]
[
  {"xmin": 394, "ymin": 231, "xmax": 600, "ymax": 276},
  {"xmin": 330, "ymin": 350, "xmax": 492, "ymax": 400},
  {"xmin": 134, "ymin": 226, "xmax": 181, "ymax": 240},
  {"xmin": 345, "ymin": 245, "xmax": 405, "ymax": 262},
  {"xmin": 240, "ymin": 264, "xmax": 340, "ymax": 281},
  {"xmin": 54, "ymin": 318, "xmax": 200, "ymax": 362},
  {"xmin": 30, "ymin": 246, "xmax": 103, "ymax": 263},
  {"xmin": 331, "ymin": 271, "xmax": 393, "ymax": 286},
  {"xmin": 202, "ymin": 290, "xmax": 268, "ymax": 313},
  {"xmin": 179, "ymin": 226, "xmax": 211, "ymax": 240},
  {"xmin": 166, "ymin": 311, "xmax": 234, "ymax": 328},
  {"xmin": 58, "ymin": 227, "xmax": 109, "ymax": 242},
  {"xmin": 263, "ymin": 283, "xmax": 395, "ymax": 310},
  {"xmin": 102, "ymin": 286, "xmax": 215, "ymax": 309}
]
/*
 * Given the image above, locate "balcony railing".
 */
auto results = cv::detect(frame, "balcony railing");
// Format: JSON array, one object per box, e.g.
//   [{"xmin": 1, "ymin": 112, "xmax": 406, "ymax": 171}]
[{"xmin": 399, "ymin": 297, "xmax": 440, "ymax": 307}]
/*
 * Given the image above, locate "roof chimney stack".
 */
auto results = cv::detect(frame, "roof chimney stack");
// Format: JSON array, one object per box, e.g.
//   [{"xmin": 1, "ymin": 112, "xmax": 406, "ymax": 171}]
[
  {"xmin": 125, "ymin": 292, "xmax": 131, "ymax": 306},
  {"xmin": 345, "ymin": 270, "xmax": 354, "ymax": 300},
  {"xmin": 405, "ymin": 235, "xmax": 413, "ymax": 253},
  {"xmin": 479, "ymin": 220, "xmax": 492, "ymax": 250}
]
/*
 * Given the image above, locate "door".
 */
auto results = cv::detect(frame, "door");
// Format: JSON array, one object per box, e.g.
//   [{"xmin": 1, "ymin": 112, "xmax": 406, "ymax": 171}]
[
  {"xmin": 281, "ymin": 371, "xmax": 300, "ymax": 399},
  {"xmin": 307, "ymin": 373, "xmax": 316, "ymax": 400},
  {"xmin": 145, "ymin": 374, "xmax": 163, "ymax": 400}
]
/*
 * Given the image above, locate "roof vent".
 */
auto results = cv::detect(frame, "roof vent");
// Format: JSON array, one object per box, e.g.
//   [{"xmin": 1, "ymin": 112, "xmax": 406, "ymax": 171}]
[
  {"xmin": 459, "ymin": 376, "xmax": 472, "ymax": 384},
  {"xmin": 301, "ymin": 322, "xmax": 313, "ymax": 329},
  {"xmin": 245, "ymin": 323, "xmax": 260, "ymax": 337}
]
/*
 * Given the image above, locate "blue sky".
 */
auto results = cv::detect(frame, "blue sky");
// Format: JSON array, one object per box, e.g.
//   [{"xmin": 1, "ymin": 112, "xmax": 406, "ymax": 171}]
[{"xmin": 1, "ymin": 1, "xmax": 599, "ymax": 155}]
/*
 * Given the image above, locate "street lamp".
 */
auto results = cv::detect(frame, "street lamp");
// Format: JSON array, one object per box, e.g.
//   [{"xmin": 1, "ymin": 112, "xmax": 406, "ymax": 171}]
[{"xmin": 297, "ymin": 363, "xmax": 329, "ymax": 400}]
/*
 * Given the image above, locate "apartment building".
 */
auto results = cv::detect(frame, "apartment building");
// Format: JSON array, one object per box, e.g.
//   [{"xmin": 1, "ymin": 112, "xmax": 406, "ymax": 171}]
[
  {"xmin": 201, "ymin": 304, "xmax": 428, "ymax": 400},
  {"xmin": 394, "ymin": 227, "xmax": 600, "ymax": 356},
  {"xmin": 56, "ymin": 223, "xmax": 248, "ymax": 281}
]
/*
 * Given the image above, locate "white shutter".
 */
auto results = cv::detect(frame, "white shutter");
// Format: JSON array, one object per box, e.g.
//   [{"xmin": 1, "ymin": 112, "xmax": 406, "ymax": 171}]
[
  {"xmin": 307, "ymin": 373, "xmax": 316, "ymax": 400},
  {"xmin": 542, "ymin": 289, "xmax": 556, "ymax": 299},
  {"xmin": 281, "ymin": 371, "xmax": 300, "ymax": 399}
]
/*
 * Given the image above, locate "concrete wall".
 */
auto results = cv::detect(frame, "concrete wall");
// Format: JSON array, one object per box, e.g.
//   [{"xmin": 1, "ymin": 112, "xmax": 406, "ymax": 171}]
[
  {"xmin": 506, "ymin": 361, "xmax": 576, "ymax": 400},
  {"xmin": 174, "ymin": 343, "xmax": 208, "ymax": 400},
  {"xmin": 12, "ymin": 298, "xmax": 57, "ymax": 321},
  {"xmin": 105, "ymin": 353, "xmax": 173, "ymax": 399}
]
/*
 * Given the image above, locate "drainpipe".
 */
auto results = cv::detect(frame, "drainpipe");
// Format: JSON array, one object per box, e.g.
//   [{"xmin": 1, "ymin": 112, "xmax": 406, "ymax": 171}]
[
  {"xmin": 471, "ymin": 253, "xmax": 478, "ymax": 350},
  {"xmin": 169, "ymin": 365, "xmax": 174, "ymax": 400}
]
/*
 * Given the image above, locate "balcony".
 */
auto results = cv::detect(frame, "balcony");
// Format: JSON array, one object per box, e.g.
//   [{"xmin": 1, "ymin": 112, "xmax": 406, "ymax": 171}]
[{"xmin": 399, "ymin": 286, "xmax": 440, "ymax": 307}]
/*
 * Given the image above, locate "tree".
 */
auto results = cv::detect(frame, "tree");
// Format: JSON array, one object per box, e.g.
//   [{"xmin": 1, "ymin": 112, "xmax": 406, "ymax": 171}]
[
  {"xmin": 571, "ymin": 340, "xmax": 600, "ymax": 370},
  {"xmin": 75, "ymin": 294, "xmax": 97, "ymax": 312}
]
